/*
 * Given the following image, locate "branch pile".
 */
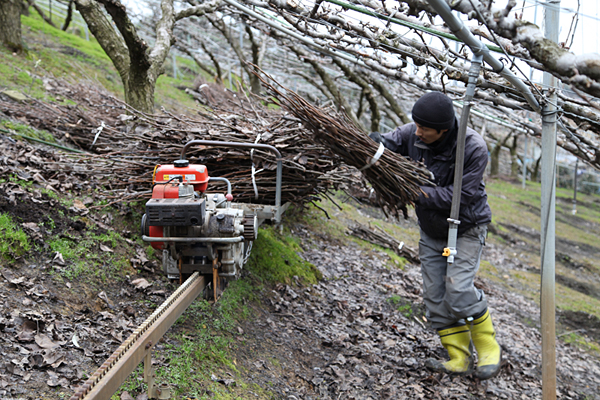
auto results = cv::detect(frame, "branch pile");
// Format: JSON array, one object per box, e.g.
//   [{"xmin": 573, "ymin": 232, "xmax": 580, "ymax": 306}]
[
  {"xmin": 254, "ymin": 70, "xmax": 434, "ymax": 218},
  {"xmin": 0, "ymin": 79, "xmax": 357, "ymax": 206}
]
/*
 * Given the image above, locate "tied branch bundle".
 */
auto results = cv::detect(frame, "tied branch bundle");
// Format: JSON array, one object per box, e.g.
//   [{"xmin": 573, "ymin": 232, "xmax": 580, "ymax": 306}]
[
  {"xmin": 0, "ymin": 79, "xmax": 359, "ymax": 206},
  {"xmin": 254, "ymin": 70, "xmax": 434, "ymax": 218}
]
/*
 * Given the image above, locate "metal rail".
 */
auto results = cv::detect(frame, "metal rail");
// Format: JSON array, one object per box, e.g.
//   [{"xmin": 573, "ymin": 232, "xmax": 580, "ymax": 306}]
[{"xmin": 70, "ymin": 273, "xmax": 207, "ymax": 400}]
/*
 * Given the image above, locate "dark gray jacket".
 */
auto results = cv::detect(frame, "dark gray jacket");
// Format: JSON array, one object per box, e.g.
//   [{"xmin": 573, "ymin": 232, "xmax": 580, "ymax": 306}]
[{"xmin": 381, "ymin": 120, "xmax": 492, "ymax": 239}]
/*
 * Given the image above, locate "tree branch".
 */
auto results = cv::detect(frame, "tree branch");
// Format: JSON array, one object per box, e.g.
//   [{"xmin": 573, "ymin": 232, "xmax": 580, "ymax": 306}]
[
  {"xmin": 176, "ymin": 0, "xmax": 222, "ymax": 21},
  {"xmin": 74, "ymin": 0, "xmax": 130, "ymax": 77},
  {"xmin": 96, "ymin": 0, "xmax": 151, "ymax": 71},
  {"xmin": 28, "ymin": 0, "xmax": 57, "ymax": 28}
]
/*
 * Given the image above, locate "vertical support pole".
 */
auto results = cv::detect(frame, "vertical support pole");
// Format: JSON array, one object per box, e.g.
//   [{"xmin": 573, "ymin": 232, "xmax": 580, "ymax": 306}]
[
  {"xmin": 522, "ymin": 135, "xmax": 529, "ymax": 189},
  {"xmin": 445, "ymin": 53, "xmax": 483, "ymax": 265},
  {"xmin": 572, "ymin": 159, "xmax": 578, "ymax": 215},
  {"xmin": 541, "ymin": 1, "xmax": 559, "ymax": 399},
  {"xmin": 239, "ymin": 23, "xmax": 244, "ymax": 86},
  {"xmin": 172, "ymin": 52, "xmax": 177, "ymax": 79},
  {"xmin": 49, "ymin": 0, "xmax": 52, "ymax": 24},
  {"xmin": 275, "ymin": 159, "xmax": 282, "ymax": 223}
]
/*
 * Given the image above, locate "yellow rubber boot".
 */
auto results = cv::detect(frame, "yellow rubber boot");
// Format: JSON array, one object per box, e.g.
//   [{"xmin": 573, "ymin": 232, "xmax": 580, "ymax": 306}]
[
  {"xmin": 425, "ymin": 325, "xmax": 473, "ymax": 375},
  {"xmin": 469, "ymin": 309, "xmax": 502, "ymax": 380}
]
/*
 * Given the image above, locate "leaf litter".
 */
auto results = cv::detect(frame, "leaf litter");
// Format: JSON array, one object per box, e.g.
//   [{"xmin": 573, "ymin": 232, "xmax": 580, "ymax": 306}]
[{"xmin": 0, "ymin": 80, "xmax": 599, "ymax": 399}]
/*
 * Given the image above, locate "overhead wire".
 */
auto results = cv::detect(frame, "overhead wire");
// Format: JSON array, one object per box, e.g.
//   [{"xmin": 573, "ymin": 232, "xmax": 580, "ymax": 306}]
[
  {"xmin": 177, "ymin": 0, "xmax": 600, "ymax": 152},
  {"xmin": 521, "ymin": 0, "xmax": 600, "ymax": 22},
  {"xmin": 268, "ymin": 2, "xmax": 542, "ymax": 102}
]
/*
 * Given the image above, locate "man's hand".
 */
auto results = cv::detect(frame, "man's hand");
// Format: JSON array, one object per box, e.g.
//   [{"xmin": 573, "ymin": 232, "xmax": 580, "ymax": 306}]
[{"xmin": 369, "ymin": 131, "xmax": 384, "ymax": 144}]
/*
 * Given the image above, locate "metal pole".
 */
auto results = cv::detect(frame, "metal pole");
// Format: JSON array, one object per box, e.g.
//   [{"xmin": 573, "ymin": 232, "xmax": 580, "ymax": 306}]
[
  {"xmin": 572, "ymin": 159, "xmax": 578, "ymax": 215},
  {"xmin": 424, "ymin": 0, "xmax": 540, "ymax": 113},
  {"xmin": 445, "ymin": 54, "xmax": 483, "ymax": 265},
  {"xmin": 522, "ymin": 135, "xmax": 528, "ymax": 189},
  {"xmin": 541, "ymin": 1, "xmax": 559, "ymax": 399},
  {"xmin": 239, "ymin": 24, "xmax": 244, "ymax": 85},
  {"xmin": 172, "ymin": 52, "xmax": 177, "ymax": 79}
]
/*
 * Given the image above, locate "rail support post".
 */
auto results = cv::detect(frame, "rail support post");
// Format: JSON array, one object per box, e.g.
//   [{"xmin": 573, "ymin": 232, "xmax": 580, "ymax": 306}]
[{"xmin": 145, "ymin": 351, "xmax": 171, "ymax": 399}]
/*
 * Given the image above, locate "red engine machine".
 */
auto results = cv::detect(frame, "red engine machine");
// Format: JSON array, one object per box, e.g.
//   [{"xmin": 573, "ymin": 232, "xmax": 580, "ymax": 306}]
[{"xmin": 141, "ymin": 140, "xmax": 285, "ymax": 288}]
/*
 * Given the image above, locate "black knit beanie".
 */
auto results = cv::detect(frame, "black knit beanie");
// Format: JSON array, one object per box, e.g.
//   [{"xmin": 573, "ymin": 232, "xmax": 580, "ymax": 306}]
[{"xmin": 411, "ymin": 92, "xmax": 455, "ymax": 130}]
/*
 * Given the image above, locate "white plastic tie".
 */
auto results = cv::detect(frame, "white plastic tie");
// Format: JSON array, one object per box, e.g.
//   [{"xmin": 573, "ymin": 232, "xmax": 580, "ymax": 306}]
[
  {"xmin": 360, "ymin": 142, "xmax": 385, "ymax": 171},
  {"xmin": 251, "ymin": 133, "xmax": 262, "ymax": 199},
  {"xmin": 91, "ymin": 121, "xmax": 106, "ymax": 147}
]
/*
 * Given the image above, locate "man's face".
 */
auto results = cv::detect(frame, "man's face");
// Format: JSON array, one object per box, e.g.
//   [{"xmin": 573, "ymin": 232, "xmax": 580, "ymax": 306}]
[{"xmin": 415, "ymin": 123, "xmax": 447, "ymax": 144}]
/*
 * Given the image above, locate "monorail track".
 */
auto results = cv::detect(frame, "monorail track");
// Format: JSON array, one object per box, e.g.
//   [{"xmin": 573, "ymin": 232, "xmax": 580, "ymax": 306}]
[{"xmin": 70, "ymin": 272, "xmax": 207, "ymax": 400}]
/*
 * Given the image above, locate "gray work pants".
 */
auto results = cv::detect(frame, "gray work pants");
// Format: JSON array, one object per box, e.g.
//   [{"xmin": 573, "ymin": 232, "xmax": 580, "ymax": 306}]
[{"xmin": 419, "ymin": 225, "xmax": 488, "ymax": 330}]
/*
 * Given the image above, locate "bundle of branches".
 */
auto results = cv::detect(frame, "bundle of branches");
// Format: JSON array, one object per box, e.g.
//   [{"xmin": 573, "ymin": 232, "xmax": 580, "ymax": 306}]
[
  {"xmin": 1, "ymin": 78, "xmax": 359, "ymax": 206},
  {"xmin": 253, "ymin": 70, "xmax": 434, "ymax": 218},
  {"xmin": 348, "ymin": 223, "xmax": 419, "ymax": 264}
]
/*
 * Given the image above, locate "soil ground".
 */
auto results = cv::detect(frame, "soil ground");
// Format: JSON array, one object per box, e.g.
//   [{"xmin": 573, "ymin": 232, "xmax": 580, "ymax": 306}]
[{"xmin": 1, "ymin": 90, "xmax": 600, "ymax": 400}]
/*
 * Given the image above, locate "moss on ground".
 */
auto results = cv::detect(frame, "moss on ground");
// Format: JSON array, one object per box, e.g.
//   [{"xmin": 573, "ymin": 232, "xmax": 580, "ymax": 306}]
[
  {"xmin": 246, "ymin": 226, "xmax": 322, "ymax": 285},
  {"xmin": 0, "ymin": 213, "xmax": 31, "ymax": 260},
  {"xmin": 1, "ymin": 119, "xmax": 56, "ymax": 142}
]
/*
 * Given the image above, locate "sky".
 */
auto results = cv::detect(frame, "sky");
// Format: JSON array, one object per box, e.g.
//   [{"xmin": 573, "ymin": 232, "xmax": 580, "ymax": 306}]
[{"xmin": 120, "ymin": 0, "xmax": 599, "ymax": 89}]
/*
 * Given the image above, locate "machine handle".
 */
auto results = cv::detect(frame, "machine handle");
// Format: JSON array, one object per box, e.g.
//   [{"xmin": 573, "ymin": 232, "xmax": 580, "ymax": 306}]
[{"xmin": 180, "ymin": 140, "xmax": 283, "ymax": 223}]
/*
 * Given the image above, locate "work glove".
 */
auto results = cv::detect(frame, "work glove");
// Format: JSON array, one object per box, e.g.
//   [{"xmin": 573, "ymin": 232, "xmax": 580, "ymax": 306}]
[{"xmin": 368, "ymin": 131, "xmax": 384, "ymax": 144}]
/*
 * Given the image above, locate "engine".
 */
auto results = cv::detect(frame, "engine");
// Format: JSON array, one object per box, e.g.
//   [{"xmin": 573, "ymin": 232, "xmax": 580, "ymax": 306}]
[{"xmin": 141, "ymin": 159, "xmax": 257, "ymax": 283}]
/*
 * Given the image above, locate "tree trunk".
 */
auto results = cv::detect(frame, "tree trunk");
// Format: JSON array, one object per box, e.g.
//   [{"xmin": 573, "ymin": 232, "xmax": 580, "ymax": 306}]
[
  {"xmin": 371, "ymin": 78, "xmax": 410, "ymax": 125},
  {"xmin": 510, "ymin": 136, "xmax": 520, "ymax": 177},
  {"xmin": 62, "ymin": 0, "xmax": 74, "ymax": 31},
  {"xmin": 246, "ymin": 25, "xmax": 266, "ymax": 95},
  {"xmin": 531, "ymin": 155, "xmax": 542, "ymax": 182},
  {"xmin": 489, "ymin": 142, "xmax": 501, "ymax": 177},
  {"xmin": 0, "ymin": 0, "xmax": 23, "ymax": 52},
  {"xmin": 29, "ymin": 0, "xmax": 57, "ymax": 28},
  {"xmin": 124, "ymin": 71, "xmax": 156, "ymax": 114}
]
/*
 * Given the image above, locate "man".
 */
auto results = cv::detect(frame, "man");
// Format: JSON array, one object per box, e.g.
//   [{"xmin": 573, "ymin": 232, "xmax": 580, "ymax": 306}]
[{"xmin": 370, "ymin": 91, "xmax": 501, "ymax": 379}]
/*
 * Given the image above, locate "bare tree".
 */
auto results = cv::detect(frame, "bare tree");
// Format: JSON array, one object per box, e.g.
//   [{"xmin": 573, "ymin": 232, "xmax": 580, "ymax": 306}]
[
  {"xmin": 245, "ymin": 24, "xmax": 267, "ymax": 94},
  {"xmin": 0, "ymin": 0, "xmax": 24, "ymax": 52},
  {"xmin": 332, "ymin": 59, "xmax": 381, "ymax": 132},
  {"xmin": 73, "ymin": 0, "xmax": 221, "ymax": 112},
  {"xmin": 61, "ymin": 0, "xmax": 75, "ymax": 31},
  {"xmin": 282, "ymin": 39, "xmax": 361, "ymax": 128}
]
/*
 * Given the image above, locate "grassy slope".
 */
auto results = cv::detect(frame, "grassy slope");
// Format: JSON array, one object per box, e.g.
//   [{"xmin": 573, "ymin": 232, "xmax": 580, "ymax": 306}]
[
  {"xmin": 1, "ymin": 11, "xmax": 205, "ymax": 111},
  {"xmin": 2, "ymin": 11, "xmax": 600, "ymax": 397}
]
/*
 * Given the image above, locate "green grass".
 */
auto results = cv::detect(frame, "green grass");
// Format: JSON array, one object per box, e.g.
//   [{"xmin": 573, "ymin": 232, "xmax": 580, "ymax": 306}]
[
  {"xmin": 387, "ymin": 295, "xmax": 414, "ymax": 317},
  {"xmin": 486, "ymin": 179, "xmax": 600, "ymax": 250},
  {"xmin": 47, "ymin": 227, "xmax": 134, "ymax": 281},
  {"xmin": 1, "ymin": 10, "xmax": 209, "ymax": 112},
  {"xmin": 23, "ymin": 13, "xmax": 111, "ymax": 64},
  {"xmin": 246, "ymin": 226, "xmax": 322, "ymax": 285},
  {"xmin": 1, "ymin": 119, "xmax": 56, "ymax": 142},
  {"xmin": 0, "ymin": 213, "xmax": 32, "ymax": 261},
  {"xmin": 560, "ymin": 331, "xmax": 600, "ymax": 355}
]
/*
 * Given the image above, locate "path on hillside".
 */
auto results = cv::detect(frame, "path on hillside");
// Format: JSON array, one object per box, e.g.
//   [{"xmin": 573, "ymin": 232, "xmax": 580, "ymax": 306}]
[{"xmin": 232, "ymin": 221, "xmax": 600, "ymax": 399}]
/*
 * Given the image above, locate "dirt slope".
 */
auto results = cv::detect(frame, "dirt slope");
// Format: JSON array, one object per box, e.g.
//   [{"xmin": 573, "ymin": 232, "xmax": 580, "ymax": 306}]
[{"xmin": 1, "ymin": 86, "xmax": 600, "ymax": 399}]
